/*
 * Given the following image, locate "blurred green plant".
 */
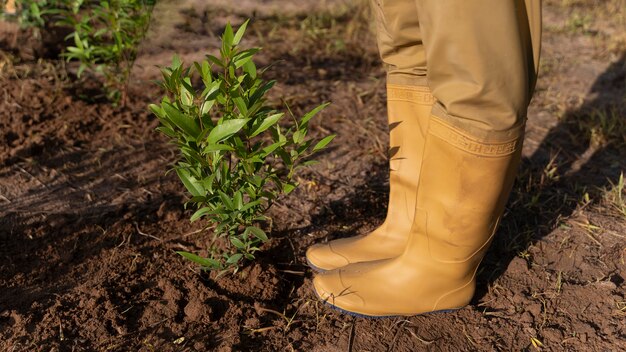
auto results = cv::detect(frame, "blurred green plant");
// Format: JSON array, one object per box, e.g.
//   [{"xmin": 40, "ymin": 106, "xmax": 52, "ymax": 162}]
[
  {"xmin": 1, "ymin": 0, "xmax": 155, "ymax": 104},
  {"xmin": 15, "ymin": 0, "xmax": 49, "ymax": 27},
  {"xmin": 60, "ymin": 0, "xmax": 156, "ymax": 104},
  {"xmin": 4, "ymin": 0, "xmax": 63, "ymax": 30},
  {"xmin": 150, "ymin": 21, "xmax": 334, "ymax": 275}
]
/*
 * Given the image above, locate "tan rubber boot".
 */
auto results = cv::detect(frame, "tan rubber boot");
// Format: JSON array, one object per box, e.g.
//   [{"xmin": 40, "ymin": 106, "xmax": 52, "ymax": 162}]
[
  {"xmin": 313, "ymin": 115, "xmax": 524, "ymax": 317},
  {"xmin": 306, "ymin": 85, "xmax": 434, "ymax": 271}
]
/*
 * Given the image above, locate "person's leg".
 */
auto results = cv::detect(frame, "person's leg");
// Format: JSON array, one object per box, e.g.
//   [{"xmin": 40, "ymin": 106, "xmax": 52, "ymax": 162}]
[
  {"xmin": 306, "ymin": 0, "xmax": 434, "ymax": 271},
  {"xmin": 313, "ymin": 0, "xmax": 541, "ymax": 316},
  {"xmin": 417, "ymin": 0, "xmax": 541, "ymax": 132},
  {"xmin": 374, "ymin": 0, "xmax": 427, "ymax": 86},
  {"xmin": 4, "ymin": 0, "xmax": 17, "ymax": 15}
]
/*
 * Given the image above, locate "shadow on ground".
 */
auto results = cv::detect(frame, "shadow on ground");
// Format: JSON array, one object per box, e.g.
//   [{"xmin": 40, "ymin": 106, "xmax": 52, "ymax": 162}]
[{"xmin": 480, "ymin": 52, "xmax": 625, "ymax": 294}]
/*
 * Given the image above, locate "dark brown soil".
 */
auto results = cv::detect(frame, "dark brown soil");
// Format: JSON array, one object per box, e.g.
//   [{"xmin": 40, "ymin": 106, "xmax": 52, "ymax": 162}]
[{"xmin": 1, "ymin": 1, "xmax": 625, "ymax": 351}]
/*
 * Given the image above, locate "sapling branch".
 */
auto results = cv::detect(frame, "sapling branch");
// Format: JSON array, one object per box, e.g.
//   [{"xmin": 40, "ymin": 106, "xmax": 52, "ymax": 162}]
[{"xmin": 152, "ymin": 20, "xmax": 335, "ymax": 273}]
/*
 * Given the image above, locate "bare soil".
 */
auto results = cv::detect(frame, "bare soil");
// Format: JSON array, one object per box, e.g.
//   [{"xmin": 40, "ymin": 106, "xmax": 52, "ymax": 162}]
[{"xmin": 1, "ymin": 0, "xmax": 625, "ymax": 351}]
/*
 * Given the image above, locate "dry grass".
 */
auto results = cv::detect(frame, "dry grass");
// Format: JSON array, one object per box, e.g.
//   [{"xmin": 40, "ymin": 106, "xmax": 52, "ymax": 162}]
[
  {"xmin": 603, "ymin": 172, "xmax": 626, "ymax": 219},
  {"xmin": 251, "ymin": 0, "xmax": 375, "ymax": 59}
]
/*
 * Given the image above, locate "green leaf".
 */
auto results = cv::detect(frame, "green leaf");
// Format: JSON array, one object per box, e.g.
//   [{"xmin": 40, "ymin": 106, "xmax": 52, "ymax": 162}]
[
  {"xmin": 177, "ymin": 251, "xmax": 220, "ymax": 268},
  {"xmin": 200, "ymin": 99, "xmax": 215, "ymax": 116},
  {"xmin": 233, "ymin": 191, "xmax": 243, "ymax": 210},
  {"xmin": 200, "ymin": 81, "xmax": 220, "ymax": 115},
  {"xmin": 206, "ymin": 54, "xmax": 224, "ymax": 68},
  {"xmin": 218, "ymin": 191, "xmax": 235, "ymax": 210},
  {"xmin": 276, "ymin": 149, "xmax": 292, "ymax": 166},
  {"xmin": 181, "ymin": 146, "xmax": 210, "ymax": 167},
  {"xmin": 202, "ymin": 80, "xmax": 221, "ymax": 99},
  {"xmin": 226, "ymin": 253, "xmax": 243, "ymax": 264},
  {"xmin": 296, "ymin": 140, "xmax": 313, "ymax": 154},
  {"xmin": 233, "ymin": 19, "xmax": 249, "ymax": 46},
  {"xmin": 203, "ymin": 144, "xmax": 235, "ymax": 153},
  {"xmin": 163, "ymin": 102, "xmax": 201, "ymax": 138},
  {"xmin": 223, "ymin": 23, "xmax": 234, "ymax": 48},
  {"xmin": 282, "ymin": 183, "xmax": 296, "ymax": 194},
  {"xmin": 250, "ymin": 113, "xmax": 283, "ymax": 137},
  {"xmin": 232, "ymin": 96, "xmax": 248, "ymax": 115},
  {"xmin": 250, "ymin": 80, "xmax": 275, "ymax": 105},
  {"xmin": 73, "ymin": 32, "xmax": 83, "ymax": 49},
  {"xmin": 199, "ymin": 60, "xmax": 212, "ymax": 84},
  {"xmin": 149, "ymin": 104, "xmax": 165, "ymax": 118},
  {"xmin": 156, "ymin": 126, "xmax": 177, "ymax": 138},
  {"xmin": 201, "ymin": 173, "xmax": 217, "ymax": 193},
  {"xmin": 77, "ymin": 64, "xmax": 88, "ymax": 78},
  {"xmin": 180, "ymin": 82, "xmax": 194, "ymax": 106},
  {"xmin": 243, "ymin": 60, "xmax": 257, "ymax": 79},
  {"xmin": 301, "ymin": 103, "xmax": 330, "ymax": 125},
  {"xmin": 240, "ymin": 199, "xmax": 262, "ymax": 212},
  {"xmin": 312, "ymin": 134, "xmax": 336, "ymax": 152},
  {"xmin": 189, "ymin": 196, "xmax": 208, "ymax": 204},
  {"xmin": 233, "ymin": 48, "xmax": 259, "ymax": 68},
  {"xmin": 65, "ymin": 46, "xmax": 81, "ymax": 54},
  {"xmin": 302, "ymin": 160, "xmax": 320, "ymax": 166},
  {"xmin": 246, "ymin": 227, "xmax": 268, "ymax": 242},
  {"xmin": 190, "ymin": 207, "xmax": 212, "ymax": 222},
  {"xmin": 175, "ymin": 168, "xmax": 204, "ymax": 197},
  {"xmin": 171, "ymin": 54, "xmax": 182, "ymax": 69},
  {"xmin": 207, "ymin": 118, "xmax": 248, "ymax": 144},
  {"xmin": 260, "ymin": 141, "xmax": 285, "ymax": 156},
  {"xmin": 292, "ymin": 129, "xmax": 305, "ymax": 144},
  {"xmin": 230, "ymin": 237, "xmax": 246, "ymax": 250}
]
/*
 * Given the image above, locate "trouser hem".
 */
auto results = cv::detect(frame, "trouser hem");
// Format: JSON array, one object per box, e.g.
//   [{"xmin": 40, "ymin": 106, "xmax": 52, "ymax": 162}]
[
  {"xmin": 430, "ymin": 104, "xmax": 526, "ymax": 140},
  {"xmin": 386, "ymin": 72, "xmax": 428, "ymax": 87}
]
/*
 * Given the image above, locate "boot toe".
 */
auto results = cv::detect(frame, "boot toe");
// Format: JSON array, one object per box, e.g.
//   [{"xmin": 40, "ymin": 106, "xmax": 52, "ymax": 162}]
[
  {"xmin": 312, "ymin": 270, "xmax": 367, "ymax": 315},
  {"xmin": 305, "ymin": 244, "xmax": 350, "ymax": 272},
  {"xmin": 312, "ymin": 260, "xmax": 414, "ymax": 317}
]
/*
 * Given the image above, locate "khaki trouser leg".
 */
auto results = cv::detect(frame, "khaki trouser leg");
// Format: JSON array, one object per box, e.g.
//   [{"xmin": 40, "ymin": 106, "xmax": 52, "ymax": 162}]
[
  {"xmin": 372, "ymin": 0, "xmax": 427, "ymax": 86},
  {"xmin": 374, "ymin": 0, "xmax": 541, "ymax": 132},
  {"xmin": 415, "ymin": 0, "xmax": 542, "ymax": 133}
]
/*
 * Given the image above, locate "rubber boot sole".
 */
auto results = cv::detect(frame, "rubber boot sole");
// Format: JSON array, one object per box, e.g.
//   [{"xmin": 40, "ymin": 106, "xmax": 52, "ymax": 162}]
[
  {"xmin": 306, "ymin": 256, "xmax": 328, "ymax": 273},
  {"xmin": 313, "ymin": 286, "xmax": 461, "ymax": 319}
]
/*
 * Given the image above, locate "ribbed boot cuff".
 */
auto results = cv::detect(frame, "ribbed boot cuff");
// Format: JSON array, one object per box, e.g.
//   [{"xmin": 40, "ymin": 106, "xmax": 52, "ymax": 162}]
[{"xmin": 430, "ymin": 104, "xmax": 526, "ymax": 141}]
